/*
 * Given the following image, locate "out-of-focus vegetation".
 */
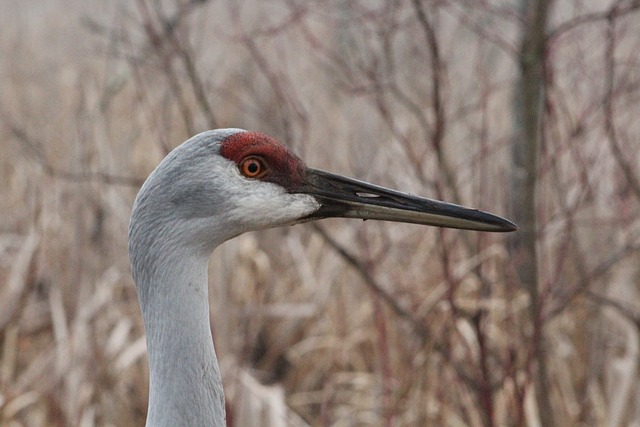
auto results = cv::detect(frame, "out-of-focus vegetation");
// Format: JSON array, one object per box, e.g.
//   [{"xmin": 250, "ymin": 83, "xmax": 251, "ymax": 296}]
[{"xmin": 1, "ymin": 1, "xmax": 639, "ymax": 426}]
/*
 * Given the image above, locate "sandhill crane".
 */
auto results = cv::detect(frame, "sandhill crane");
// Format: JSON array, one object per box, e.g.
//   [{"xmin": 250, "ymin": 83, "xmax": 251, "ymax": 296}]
[{"xmin": 128, "ymin": 128, "xmax": 516, "ymax": 426}]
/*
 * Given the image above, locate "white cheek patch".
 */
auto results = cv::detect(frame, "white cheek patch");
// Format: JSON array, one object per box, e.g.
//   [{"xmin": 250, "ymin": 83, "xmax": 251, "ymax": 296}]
[
  {"xmin": 273, "ymin": 193, "xmax": 321, "ymax": 222},
  {"xmin": 227, "ymin": 178, "xmax": 320, "ymax": 229}
]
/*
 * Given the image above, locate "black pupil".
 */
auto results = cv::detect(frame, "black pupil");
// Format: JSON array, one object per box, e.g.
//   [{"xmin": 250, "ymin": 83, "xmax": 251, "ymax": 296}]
[{"xmin": 247, "ymin": 161, "xmax": 259, "ymax": 174}]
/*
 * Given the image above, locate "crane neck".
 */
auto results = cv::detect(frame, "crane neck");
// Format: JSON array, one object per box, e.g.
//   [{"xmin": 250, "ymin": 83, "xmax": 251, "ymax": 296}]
[{"xmin": 133, "ymin": 248, "xmax": 226, "ymax": 426}]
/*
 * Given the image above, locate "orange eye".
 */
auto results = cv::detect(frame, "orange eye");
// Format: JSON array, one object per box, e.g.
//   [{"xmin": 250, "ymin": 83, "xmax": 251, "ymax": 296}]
[{"xmin": 240, "ymin": 157, "xmax": 267, "ymax": 178}]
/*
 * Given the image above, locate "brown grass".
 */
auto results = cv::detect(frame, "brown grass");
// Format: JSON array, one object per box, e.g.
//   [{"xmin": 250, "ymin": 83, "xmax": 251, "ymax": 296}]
[{"xmin": 1, "ymin": 1, "xmax": 640, "ymax": 426}]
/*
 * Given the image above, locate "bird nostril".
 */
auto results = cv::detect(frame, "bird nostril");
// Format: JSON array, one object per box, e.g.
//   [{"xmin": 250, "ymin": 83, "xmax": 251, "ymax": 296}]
[{"xmin": 356, "ymin": 192, "xmax": 381, "ymax": 198}]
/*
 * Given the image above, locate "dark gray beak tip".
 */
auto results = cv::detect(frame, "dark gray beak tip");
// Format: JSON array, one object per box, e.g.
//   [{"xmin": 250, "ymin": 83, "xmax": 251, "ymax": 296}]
[
  {"xmin": 491, "ymin": 217, "xmax": 518, "ymax": 233},
  {"xmin": 506, "ymin": 221, "xmax": 519, "ymax": 232}
]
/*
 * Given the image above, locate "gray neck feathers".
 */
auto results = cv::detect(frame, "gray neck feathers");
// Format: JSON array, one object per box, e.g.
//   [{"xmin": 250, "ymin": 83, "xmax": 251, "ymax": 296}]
[
  {"xmin": 129, "ymin": 208, "xmax": 227, "ymax": 426},
  {"xmin": 137, "ymin": 249, "xmax": 225, "ymax": 426}
]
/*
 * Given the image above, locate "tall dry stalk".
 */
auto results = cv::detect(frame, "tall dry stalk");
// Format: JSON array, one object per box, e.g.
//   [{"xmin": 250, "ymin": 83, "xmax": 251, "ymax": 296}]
[{"xmin": 510, "ymin": 0, "xmax": 553, "ymax": 425}]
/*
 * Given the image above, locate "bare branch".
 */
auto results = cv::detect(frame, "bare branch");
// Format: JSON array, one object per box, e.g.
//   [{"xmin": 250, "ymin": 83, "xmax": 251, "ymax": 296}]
[
  {"xmin": 3, "ymin": 114, "xmax": 143, "ymax": 188},
  {"xmin": 604, "ymin": 14, "xmax": 640, "ymax": 201}
]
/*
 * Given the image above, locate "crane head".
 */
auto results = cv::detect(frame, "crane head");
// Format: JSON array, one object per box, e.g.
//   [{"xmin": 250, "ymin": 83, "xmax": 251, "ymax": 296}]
[
  {"xmin": 217, "ymin": 130, "xmax": 516, "ymax": 232},
  {"xmin": 131, "ymin": 129, "xmax": 515, "ymax": 256}
]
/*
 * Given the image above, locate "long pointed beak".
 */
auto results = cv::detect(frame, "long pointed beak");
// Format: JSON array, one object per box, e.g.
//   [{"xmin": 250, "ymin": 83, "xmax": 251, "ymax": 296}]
[{"xmin": 299, "ymin": 168, "xmax": 517, "ymax": 232}]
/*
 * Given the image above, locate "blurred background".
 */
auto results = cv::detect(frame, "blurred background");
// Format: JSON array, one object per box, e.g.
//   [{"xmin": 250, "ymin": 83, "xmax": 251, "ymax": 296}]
[{"xmin": 1, "ymin": 0, "xmax": 639, "ymax": 426}]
